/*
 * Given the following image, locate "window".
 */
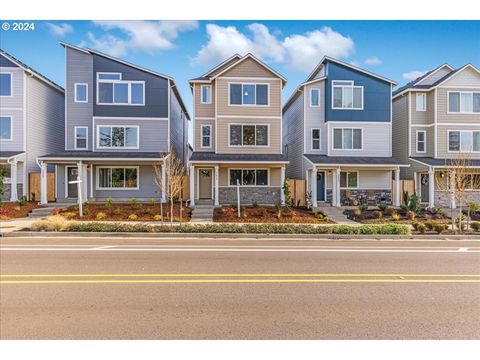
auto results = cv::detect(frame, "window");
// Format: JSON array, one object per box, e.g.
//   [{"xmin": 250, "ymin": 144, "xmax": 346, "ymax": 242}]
[
  {"xmin": 416, "ymin": 93, "xmax": 426, "ymax": 111},
  {"xmin": 310, "ymin": 89, "xmax": 320, "ymax": 107},
  {"xmin": 75, "ymin": 127, "xmax": 88, "ymax": 149},
  {"xmin": 416, "ymin": 130, "xmax": 426, "ymax": 153},
  {"xmin": 201, "ymin": 125, "xmax": 211, "ymax": 148},
  {"xmin": 229, "ymin": 124, "xmax": 268, "ymax": 146},
  {"xmin": 229, "ymin": 83, "xmax": 269, "ymax": 106},
  {"xmin": 448, "ymin": 92, "xmax": 480, "ymax": 113},
  {"xmin": 229, "ymin": 169, "xmax": 269, "ymax": 186},
  {"xmin": 74, "ymin": 83, "xmax": 88, "ymax": 103},
  {"xmin": 340, "ymin": 171, "xmax": 358, "ymax": 188},
  {"xmin": 98, "ymin": 167, "xmax": 138, "ymax": 189},
  {"xmin": 333, "ymin": 128, "xmax": 362, "ymax": 150},
  {"xmin": 98, "ymin": 126, "xmax": 139, "ymax": 148},
  {"xmin": 97, "ymin": 72, "xmax": 145, "ymax": 105},
  {"xmin": 0, "ymin": 116, "xmax": 12, "ymax": 140},
  {"xmin": 332, "ymin": 80, "xmax": 363, "ymax": 109},
  {"xmin": 0, "ymin": 73, "xmax": 12, "ymax": 96},
  {"xmin": 311, "ymin": 128, "xmax": 321, "ymax": 150},
  {"xmin": 448, "ymin": 130, "xmax": 480, "ymax": 152},
  {"xmin": 201, "ymin": 85, "xmax": 212, "ymax": 104}
]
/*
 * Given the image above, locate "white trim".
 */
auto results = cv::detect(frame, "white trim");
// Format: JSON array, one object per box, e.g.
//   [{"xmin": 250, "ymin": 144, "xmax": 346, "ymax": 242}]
[
  {"xmin": 41, "ymin": 157, "xmax": 167, "ymax": 162},
  {"xmin": 227, "ymin": 123, "xmax": 270, "ymax": 148},
  {"xmin": 416, "ymin": 130, "xmax": 427, "ymax": 153},
  {"xmin": 303, "ymin": 87, "xmax": 307, "ymax": 154},
  {"xmin": 0, "ymin": 115, "xmax": 13, "ymax": 141},
  {"xmin": 390, "ymin": 84, "xmax": 393, "ymax": 156},
  {"xmin": 199, "ymin": 53, "xmax": 241, "ymax": 78},
  {"xmin": 200, "ymin": 85, "xmax": 212, "ymax": 104},
  {"xmin": 310, "ymin": 128, "xmax": 321, "ymax": 151},
  {"xmin": 217, "ymin": 115, "xmax": 280, "ymax": 119},
  {"xmin": 434, "ymin": 64, "xmax": 480, "ymax": 88},
  {"xmin": 438, "ymin": 85, "xmax": 480, "ymax": 89},
  {"xmin": 74, "ymin": 83, "xmax": 88, "ymax": 103},
  {"xmin": 447, "ymin": 91, "xmax": 480, "ymax": 114},
  {"xmin": 64, "ymin": 47, "xmax": 67, "ymax": 151},
  {"xmin": 416, "ymin": 93, "xmax": 426, "ymax": 112},
  {"xmin": 300, "ymin": 76, "xmax": 327, "ymax": 87},
  {"xmin": 434, "ymin": 88, "xmax": 438, "ymax": 158},
  {"xmin": 339, "ymin": 170, "xmax": 359, "ymax": 189},
  {"xmin": 74, "ymin": 126, "xmax": 88, "ymax": 150},
  {"xmin": 192, "ymin": 85, "xmax": 196, "ymax": 150},
  {"xmin": 415, "ymin": 64, "xmax": 454, "ymax": 86},
  {"xmin": 197, "ymin": 167, "xmax": 214, "ymax": 200},
  {"xmin": 331, "ymin": 127, "xmax": 363, "ymax": 151},
  {"xmin": 411, "ymin": 124, "xmax": 435, "ymax": 127},
  {"xmin": 200, "ymin": 124, "xmax": 212, "ymax": 149},
  {"xmin": 0, "ymin": 107, "xmax": 23, "ymax": 111},
  {"xmin": 326, "ymin": 121, "xmax": 392, "ymax": 125},
  {"xmin": 96, "ymin": 72, "xmax": 122, "ymax": 80},
  {"xmin": 0, "ymin": 72, "xmax": 13, "ymax": 97},
  {"xmin": 96, "ymin": 125, "xmax": 140, "ymax": 150},
  {"xmin": 408, "ymin": 92, "xmax": 412, "ymax": 157},
  {"xmin": 214, "ymin": 79, "xmax": 218, "ymax": 153},
  {"xmin": 54, "ymin": 165, "xmax": 58, "ymax": 199},
  {"xmin": 96, "ymin": 166, "xmax": 140, "ymax": 191},
  {"xmin": 227, "ymin": 82, "xmax": 270, "ymax": 107},
  {"xmin": 219, "ymin": 76, "xmax": 279, "ymax": 81},
  {"xmin": 331, "ymin": 81, "xmax": 364, "ymax": 110},
  {"xmin": 190, "ymin": 160, "xmax": 289, "ymax": 165},
  {"xmin": 315, "ymin": 170, "xmax": 327, "ymax": 202},
  {"xmin": 65, "ymin": 165, "xmax": 77, "ymax": 198},
  {"xmin": 195, "ymin": 117, "xmax": 216, "ymax": 120},
  {"xmin": 437, "ymin": 122, "xmax": 480, "ymax": 126},
  {"xmin": 90, "ymin": 165, "xmax": 94, "ymax": 199},
  {"xmin": 446, "ymin": 129, "xmax": 480, "ymax": 153},
  {"xmin": 96, "ymin": 76, "xmax": 145, "ymax": 106},
  {"xmin": 167, "ymin": 80, "xmax": 171, "ymax": 150},
  {"xmin": 310, "ymin": 88, "xmax": 320, "ymax": 107},
  {"xmin": 92, "ymin": 116, "xmax": 168, "ymax": 121},
  {"xmin": 227, "ymin": 168, "xmax": 270, "ymax": 187}
]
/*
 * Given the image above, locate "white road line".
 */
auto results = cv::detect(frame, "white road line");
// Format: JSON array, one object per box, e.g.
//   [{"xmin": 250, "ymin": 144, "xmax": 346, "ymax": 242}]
[
  {"xmin": 91, "ymin": 245, "xmax": 116, "ymax": 250},
  {"xmin": 458, "ymin": 247, "xmax": 469, "ymax": 252}
]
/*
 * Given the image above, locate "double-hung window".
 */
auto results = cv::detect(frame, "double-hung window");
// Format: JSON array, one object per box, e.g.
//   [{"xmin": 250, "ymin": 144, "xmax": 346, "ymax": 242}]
[
  {"xmin": 229, "ymin": 124, "xmax": 268, "ymax": 146},
  {"xmin": 310, "ymin": 88, "xmax": 320, "ymax": 107},
  {"xmin": 448, "ymin": 92, "xmax": 480, "ymax": 113},
  {"xmin": 75, "ymin": 127, "xmax": 88, "ymax": 149},
  {"xmin": 0, "ymin": 116, "xmax": 12, "ymax": 140},
  {"xmin": 416, "ymin": 93, "xmax": 426, "ymax": 111},
  {"xmin": 98, "ymin": 167, "xmax": 138, "ymax": 190},
  {"xmin": 416, "ymin": 130, "xmax": 426, "ymax": 153},
  {"xmin": 201, "ymin": 85, "xmax": 212, "ymax": 104},
  {"xmin": 0, "ymin": 73, "xmax": 12, "ymax": 96},
  {"xmin": 340, "ymin": 171, "xmax": 358, "ymax": 189},
  {"xmin": 332, "ymin": 80, "xmax": 363, "ymax": 109},
  {"xmin": 229, "ymin": 83, "xmax": 268, "ymax": 106},
  {"xmin": 201, "ymin": 125, "xmax": 212, "ymax": 148},
  {"xmin": 333, "ymin": 128, "xmax": 362, "ymax": 150},
  {"xmin": 311, "ymin": 128, "xmax": 321, "ymax": 150},
  {"xmin": 98, "ymin": 126, "xmax": 139, "ymax": 149},
  {"xmin": 448, "ymin": 130, "xmax": 480, "ymax": 152},
  {"xmin": 97, "ymin": 73, "xmax": 145, "ymax": 105},
  {"xmin": 229, "ymin": 169, "xmax": 268, "ymax": 186}
]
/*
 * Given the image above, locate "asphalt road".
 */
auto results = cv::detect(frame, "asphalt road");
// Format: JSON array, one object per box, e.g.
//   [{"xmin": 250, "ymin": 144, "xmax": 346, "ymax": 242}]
[{"xmin": 1, "ymin": 236, "xmax": 479, "ymax": 339}]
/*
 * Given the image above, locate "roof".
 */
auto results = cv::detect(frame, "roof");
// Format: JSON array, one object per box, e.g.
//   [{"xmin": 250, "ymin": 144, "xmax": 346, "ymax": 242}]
[
  {"xmin": 60, "ymin": 42, "xmax": 190, "ymax": 120},
  {"xmin": 0, "ymin": 151, "xmax": 25, "ymax": 160},
  {"xmin": 189, "ymin": 152, "xmax": 288, "ymax": 163},
  {"xmin": 0, "ymin": 48, "xmax": 64, "ymax": 93},
  {"xmin": 410, "ymin": 157, "xmax": 480, "ymax": 167},
  {"xmin": 304, "ymin": 154, "xmax": 409, "ymax": 166},
  {"xmin": 38, "ymin": 151, "xmax": 169, "ymax": 161}
]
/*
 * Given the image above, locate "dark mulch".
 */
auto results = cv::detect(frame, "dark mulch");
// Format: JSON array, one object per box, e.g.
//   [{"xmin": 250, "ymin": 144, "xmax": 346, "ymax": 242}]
[
  {"xmin": 0, "ymin": 202, "xmax": 39, "ymax": 220},
  {"xmin": 343, "ymin": 208, "xmax": 450, "ymax": 224}
]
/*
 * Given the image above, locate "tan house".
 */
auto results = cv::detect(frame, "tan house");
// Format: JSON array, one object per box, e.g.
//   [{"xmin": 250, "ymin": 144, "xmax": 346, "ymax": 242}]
[
  {"xmin": 188, "ymin": 54, "xmax": 288, "ymax": 206},
  {"xmin": 392, "ymin": 63, "xmax": 480, "ymax": 208}
]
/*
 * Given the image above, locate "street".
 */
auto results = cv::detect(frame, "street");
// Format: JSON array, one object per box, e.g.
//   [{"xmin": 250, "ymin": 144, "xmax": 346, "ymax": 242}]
[{"xmin": 1, "ymin": 236, "xmax": 479, "ymax": 339}]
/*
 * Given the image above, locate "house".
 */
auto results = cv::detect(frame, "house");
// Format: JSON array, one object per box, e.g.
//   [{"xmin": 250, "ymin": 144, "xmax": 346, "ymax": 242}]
[
  {"xmin": 0, "ymin": 49, "xmax": 64, "ymax": 202},
  {"xmin": 37, "ymin": 42, "xmax": 190, "ymax": 204},
  {"xmin": 188, "ymin": 54, "xmax": 288, "ymax": 206},
  {"xmin": 392, "ymin": 63, "xmax": 480, "ymax": 208},
  {"xmin": 282, "ymin": 56, "xmax": 408, "ymax": 208}
]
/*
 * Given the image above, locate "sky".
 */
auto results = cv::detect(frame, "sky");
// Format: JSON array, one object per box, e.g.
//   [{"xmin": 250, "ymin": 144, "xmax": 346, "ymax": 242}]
[{"xmin": 1, "ymin": 20, "xmax": 479, "ymax": 116}]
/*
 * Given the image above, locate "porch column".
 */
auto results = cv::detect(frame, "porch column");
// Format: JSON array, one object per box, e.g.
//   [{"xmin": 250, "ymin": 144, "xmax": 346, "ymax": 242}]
[
  {"xmin": 40, "ymin": 161, "xmax": 48, "ymax": 205},
  {"xmin": 161, "ymin": 164, "xmax": 167, "ymax": 203},
  {"xmin": 428, "ymin": 167, "xmax": 435, "ymax": 209},
  {"xmin": 214, "ymin": 165, "xmax": 219, "ymax": 206},
  {"xmin": 311, "ymin": 169, "xmax": 317, "ymax": 208},
  {"xmin": 280, "ymin": 165, "xmax": 286, "ymax": 205},
  {"xmin": 413, "ymin": 171, "xmax": 419, "ymax": 195},
  {"xmin": 394, "ymin": 167, "xmax": 401, "ymax": 207},
  {"xmin": 81, "ymin": 163, "xmax": 88, "ymax": 203},
  {"xmin": 450, "ymin": 170, "xmax": 456, "ymax": 209},
  {"xmin": 189, "ymin": 165, "xmax": 195, "ymax": 206},
  {"xmin": 9, "ymin": 160, "xmax": 18, "ymax": 202},
  {"xmin": 334, "ymin": 168, "xmax": 341, "ymax": 207}
]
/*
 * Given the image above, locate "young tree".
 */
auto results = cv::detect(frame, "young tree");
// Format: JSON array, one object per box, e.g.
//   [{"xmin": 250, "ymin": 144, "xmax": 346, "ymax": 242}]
[
  {"xmin": 158, "ymin": 150, "xmax": 185, "ymax": 225},
  {"xmin": 153, "ymin": 163, "xmax": 165, "ymax": 225}
]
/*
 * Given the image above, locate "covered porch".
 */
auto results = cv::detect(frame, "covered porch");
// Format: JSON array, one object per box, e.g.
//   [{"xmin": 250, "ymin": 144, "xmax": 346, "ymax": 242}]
[{"xmin": 0, "ymin": 151, "xmax": 26, "ymax": 202}]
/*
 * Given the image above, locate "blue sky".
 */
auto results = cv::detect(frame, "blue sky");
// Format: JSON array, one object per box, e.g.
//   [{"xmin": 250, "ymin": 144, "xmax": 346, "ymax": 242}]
[{"xmin": 1, "ymin": 20, "xmax": 479, "ymax": 115}]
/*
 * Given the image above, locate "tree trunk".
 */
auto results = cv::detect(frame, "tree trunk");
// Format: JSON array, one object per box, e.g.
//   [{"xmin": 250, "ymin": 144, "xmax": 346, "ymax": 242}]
[
  {"xmin": 170, "ymin": 200, "xmax": 173, "ymax": 225},
  {"xmin": 160, "ymin": 201, "xmax": 164, "ymax": 225},
  {"xmin": 180, "ymin": 197, "xmax": 183, "ymax": 225}
]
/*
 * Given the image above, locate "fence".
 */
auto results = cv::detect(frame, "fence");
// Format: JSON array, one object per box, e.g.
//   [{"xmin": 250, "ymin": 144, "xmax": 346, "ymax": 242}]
[
  {"xmin": 29, "ymin": 172, "xmax": 55, "ymax": 202},
  {"xmin": 288, "ymin": 179, "xmax": 306, "ymax": 207},
  {"xmin": 392, "ymin": 179, "xmax": 415, "ymax": 204}
]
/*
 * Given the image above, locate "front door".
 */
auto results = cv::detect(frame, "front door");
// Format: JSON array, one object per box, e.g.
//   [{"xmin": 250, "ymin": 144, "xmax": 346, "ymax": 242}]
[
  {"xmin": 317, "ymin": 171, "xmax": 325, "ymax": 202},
  {"xmin": 198, "ymin": 168, "xmax": 213, "ymax": 199},
  {"xmin": 420, "ymin": 173, "xmax": 429, "ymax": 203},
  {"xmin": 67, "ymin": 167, "xmax": 78, "ymax": 198}
]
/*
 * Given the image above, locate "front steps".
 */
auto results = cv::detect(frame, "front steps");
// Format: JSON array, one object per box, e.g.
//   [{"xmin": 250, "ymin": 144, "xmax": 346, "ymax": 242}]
[
  {"xmin": 317, "ymin": 206, "xmax": 357, "ymax": 225},
  {"xmin": 28, "ymin": 202, "xmax": 76, "ymax": 218},
  {"xmin": 190, "ymin": 205, "xmax": 214, "ymax": 223}
]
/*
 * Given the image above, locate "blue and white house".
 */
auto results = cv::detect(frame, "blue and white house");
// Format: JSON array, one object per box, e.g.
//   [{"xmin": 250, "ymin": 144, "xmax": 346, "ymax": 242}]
[
  {"xmin": 282, "ymin": 56, "xmax": 408, "ymax": 208},
  {"xmin": 38, "ymin": 42, "xmax": 190, "ymax": 204}
]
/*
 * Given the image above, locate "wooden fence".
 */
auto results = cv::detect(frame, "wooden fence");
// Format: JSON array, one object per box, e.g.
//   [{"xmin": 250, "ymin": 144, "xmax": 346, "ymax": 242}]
[
  {"xmin": 392, "ymin": 179, "xmax": 415, "ymax": 203},
  {"xmin": 29, "ymin": 172, "xmax": 55, "ymax": 202},
  {"xmin": 288, "ymin": 179, "xmax": 306, "ymax": 207}
]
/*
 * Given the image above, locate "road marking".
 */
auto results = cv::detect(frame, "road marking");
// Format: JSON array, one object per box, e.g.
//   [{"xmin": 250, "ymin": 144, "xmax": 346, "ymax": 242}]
[
  {"xmin": 458, "ymin": 247, "xmax": 469, "ymax": 252},
  {"xmin": 91, "ymin": 245, "xmax": 115, "ymax": 250}
]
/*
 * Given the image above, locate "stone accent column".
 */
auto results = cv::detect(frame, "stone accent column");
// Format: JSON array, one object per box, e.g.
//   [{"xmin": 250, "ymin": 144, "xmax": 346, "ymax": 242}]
[
  {"xmin": 280, "ymin": 165, "xmax": 286, "ymax": 205},
  {"xmin": 214, "ymin": 165, "xmax": 219, "ymax": 206},
  {"xmin": 189, "ymin": 165, "xmax": 195, "ymax": 206},
  {"xmin": 9, "ymin": 160, "xmax": 18, "ymax": 202},
  {"xmin": 311, "ymin": 169, "xmax": 317, "ymax": 208},
  {"xmin": 395, "ymin": 167, "xmax": 401, "ymax": 207},
  {"xmin": 40, "ymin": 161, "xmax": 48, "ymax": 205},
  {"xmin": 161, "ymin": 163, "xmax": 167, "ymax": 203},
  {"xmin": 428, "ymin": 167, "xmax": 435, "ymax": 209}
]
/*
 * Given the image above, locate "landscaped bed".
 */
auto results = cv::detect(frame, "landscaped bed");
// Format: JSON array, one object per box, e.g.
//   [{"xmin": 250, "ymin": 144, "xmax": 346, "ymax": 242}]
[
  {"xmin": 343, "ymin": 206, "xmax": 449, "ymax": 225},
  {"xmin": 0, "ymin": 201, "xmax": 39, "ymax": 220},
  {"xmin": 214, "ymin": 205, "xmax": 334, "ymax": 224}
]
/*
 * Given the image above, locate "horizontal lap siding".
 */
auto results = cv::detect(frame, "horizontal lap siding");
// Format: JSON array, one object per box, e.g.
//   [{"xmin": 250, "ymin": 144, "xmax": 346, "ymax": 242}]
[
  {"xmin": 436, "ymin": 125, "xmax": 480, "ymax": 159},
  {"xmin": 0, "ymin": 66, "xmax": 23, "ymax": 108},
  {"xmin": 410, "ymin": 126, "xmax": 434, "ymax": 157},
  {"xmin": 221, "ymin": 58, "xmax": 279, "ymax": 78},
  {"xmin": 194, "ymin": 119, "xmax": 215, "ymax": 152},
  {"xmin": 218, "ymin": 165, "xmax": 282, "ymax": 187},
  {"xmin": 0, "ymin": 109, "xmax": 23, "ymax": 151},
  {"xmin": 283, "ymin": 93, "xmax": 305, "ymax": 179},
  {"xmin": 304, "ymin": 81, "xmax": 328, "ymax": 155},
  {"xmin": 0, "ymin": 67, "xmax": 24, "ymax": 151},
  {"xmin": 437, "ymin": 86, "xmax": 480, "ymax": 124},
  {"xmin": 324, "ymin": 169, "xmax": 391, "ymax": 190},
  {"xmin": 194, "ymin": 83, "xmax": 215, "ymax": 118},
  {"xmin": 411, "ymin": 91, "xmax": 434, "ymax": 125},
  {"xmin": 392, "ymin": 96, "xmax": 409, "ymax": 177}
]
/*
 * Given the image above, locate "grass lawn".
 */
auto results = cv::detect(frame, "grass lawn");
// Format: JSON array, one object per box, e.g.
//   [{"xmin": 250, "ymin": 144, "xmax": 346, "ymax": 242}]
[{"xmin": 0, "ymin": 202, "xmax": 39, "ymax": 220}]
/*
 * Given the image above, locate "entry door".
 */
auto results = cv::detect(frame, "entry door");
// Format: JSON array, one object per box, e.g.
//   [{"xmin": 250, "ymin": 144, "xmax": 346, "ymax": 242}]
[
  {"xmin": 317, "ymin": 171, "xmax": 325, "ymax": 202},
  {"xmin": 198, "ymin": 169, "xmax": 213, "ymax": 199},
  {"xmin": 67, "ymin": 167, "xmax": 78, "ymax": 198},
  {"xmin": 420, "ymin": 173, "xmax": 429, "ymax": 203}
]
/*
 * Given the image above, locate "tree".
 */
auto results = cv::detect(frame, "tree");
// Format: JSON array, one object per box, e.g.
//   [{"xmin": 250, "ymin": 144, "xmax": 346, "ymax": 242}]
[
  {"xmin": 282, "ymin": 177, "xmax": 293, "ymax": 210},
  {"xmin": 0, "ymin": 165, "xmax": 5, "ymax": 205},
  {"xmin": 152, "ymin": 163, "xmax": 165, "ymax": 224}
]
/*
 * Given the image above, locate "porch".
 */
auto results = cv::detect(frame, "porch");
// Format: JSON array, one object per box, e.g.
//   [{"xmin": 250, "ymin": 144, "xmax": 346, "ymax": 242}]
[{"xmin": 0, "ymin": 151, "xmax": 26, "ymax": 202}]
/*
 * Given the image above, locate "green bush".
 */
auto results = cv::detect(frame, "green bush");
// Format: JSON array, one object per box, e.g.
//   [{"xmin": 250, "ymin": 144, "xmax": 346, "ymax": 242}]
[
  {"xmin": 153, "ymin": 214, "xmax": 162, "ymax": 222},
  {"xmin": 150, "ymin": 197, "xmax": 157, "ymax": 206},
  {"xmin": 113, "ymin": 207, "xmax": 122, "ymax": 215},
  {"xmin": 385, "ymin": 207, "xmax": 395, "ymax": 216},
  {"xmin": 96, "ymin": 212, "xmax": 107, "ymax": 220},
  {"xmin": 470, "ymin": 222, "xmax": 480, "ymax": 232},
  {"xmin": 377, "ymin": 204, "xmax": 387, "ymax": 212},
  {"xmin": 433, "ymin": 223, "xmax": 447, "ymax": 234},
  {"xmin": 63, "ymin": 211, "xmax": 76, "ymax": 220},
  {"xmin": 17, "ymin": 196, "xmax": 28, "ymax": 206},
  {"xmin": 144, "ymin": 208, "xmax": 154, "ymax": 216},
  {"xmin": 83, "ymin": 207, "xmax": 90, "ymax": 216},
  {"xmin": 130, "ymin": 197, "xmax": 137, "ymax": 206},
  {"xmin": 358, "ymin": 204, "xmax": 368, "ymax": 213},
  {"xmin": 128, "ymin": 214, "xmax": 138, "ymax": 221},
  {"xmin": 252, "ymin": 200, "xmax": 258, "ymax": 208},
  {"xmin": 105, "ymin": 197, "xmax": 113, "ymax": 209},
  {"xmin": 424, "ymin": 221, "xmax": 434, "ymax": 230}
]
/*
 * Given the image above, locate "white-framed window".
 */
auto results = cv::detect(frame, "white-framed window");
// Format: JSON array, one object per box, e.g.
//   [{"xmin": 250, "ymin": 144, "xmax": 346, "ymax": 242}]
[
  {"xmin": 333, "ymin": 128, "xmax": 362, "ymax": 150},
  {"xmin": 332, "ymin": 80, "xmax": 363, "ymax": 110},
  {"xmin": 201, "ymin": 124, "xmax": 212, "ymax": 148},
  {"xmin": 416, "ymin": 130, "xmax": 426, "ymax": 153},
  {"xmin": 97, "ymin": 166, "xmax": 139, "ymax": 190},
  {"xmin": 97, "ymin": 72, "xmax": 145, "ymax": 106},
  {"xmin": 0, "ymin": 116, "xmax": 12, "ymax": 140},
  {"xmin": 340, "ymin": 171, "xmax": 359, "ymax": 189},
  {"xmin": 448, "ymin": 130, "xmax": 480, "ymax": 152},
  {"xmin": 229, "ymin": 169, "xmax": 269, "ymax": 186},
  {"xmin": 448, "ymin": 91, "xmax": 480, "ymax": 114},
  {"xmin": 229, "ymin": 83, "xmax": 269, "ymax": 106},
  {"xmin": 416, "ymin": 93, "xmax": 426, "ymax": 111},
  {"xmin": 311, "ymin": 128, "xmax": 321, "ymax": 150},
  {"xmin": 310, "ymin": 88, "xmax": 320, "ymax": 107},
  {"xmin": 97, "ymin": 126, "xmax": 139, "ymax": 149},
  {"xmin": 0, "ymin": 72, "xmax": 12, "ymax": 96},
  {"xmin": 201, "ymin": 85, "xmax": 212, "ymax": 104},
  {"xmin": 74, "ymin": 83, "xmax": 88, "ymax": 103},
  {"xmin": 74, "ymin": 126, "xmax": 88, "ymax": 149},
  {"xmin": 229, "ymin": 124, "xmax": 269, "ymax": 147}
]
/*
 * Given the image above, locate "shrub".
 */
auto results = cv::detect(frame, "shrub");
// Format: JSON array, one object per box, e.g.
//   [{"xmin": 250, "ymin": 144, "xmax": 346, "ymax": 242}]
[
  {"xmin": 385, "ymin": 207, "xmax": 395, "ymax": 216},
  {"xmin": 373, "ymin": 210, "xmax": 383, "ymax": 219},
  {"xmin": 144, "ymin": 208, "xmax": 154, "ymax": 216},
  {"xmin": 416, "ymin": 223, "xmax": 426, "ymax": 234},
  {"xmin": 392, "ymin": 213, "xmax": 400, "ymax": 221},
  {"xmin": 406, "ymin": 210, "xmax": 416, "ymax": 220},
  {"xmin": 31, "ymin": 215, "xmax": 70, "ymax": 232},
  {"xmin": 424, "ymin": 221, "xmax": 435, "ymax": 230},
  {"xmin": 470, "ymin": 222, "xmax": 480, "ymax": 232},
  {"xmin": 17, "ymin": 196, "xmax": 28, "ymax": 206},
  {"xmin": 316, "ymin": 212, "xmax": 325, "ymax": 220},
  {"xmin": 252, "ymin": 200, "xmax": 258, "ymax": 208},
  {"xmin": 128, "ymin": 214, "xmax": 138, "ymax": 221},
  {"xmin": 130, "ymin": 198, "xmax": 137, "ymax": 206},
  {"xmin": 105, "ymin": 197, "xmax": 113, "ymax": 209},
  {"xmin": 358, "ymin": 204, "xmax": 368, "ymax": 213},
  {"xmin": 468, "ymin": 202, "xmax": 479, "ymax": 214},
  {"xmin": 63, "ymin": 211, "xmax": 76, "ymax": 220},
  {"xmin": 113, "ymin": 207, "xmax": 122, "ymax": 215},
  {"xmin": 377, "ymin": 204, "xmax": 387, "ymax": 212},
  {"xmin": 353, "ymin": 208, "xmax": 362, "ymax": 217},
  {"xmin": 153, "ymin": 214, "xmax": 162, "ymax": 222},
  {"xmin": 433, "ymin": 222, "xmax": 447, "ymax": 234},
  {"xmin": 96, "ymin": 212, "xmax": 107, "ymax": 220},
  {"xmin": 150, "ymin": 197, "xmax": 157, "ymax": 206},
  {"xmin": 83, "ymin": 207, "xmax": 90, "ymax": 216}
]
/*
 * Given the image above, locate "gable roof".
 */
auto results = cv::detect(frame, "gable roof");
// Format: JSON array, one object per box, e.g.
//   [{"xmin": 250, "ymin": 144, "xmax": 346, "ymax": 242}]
[{"xmin": 0, "ymin": 48, "xmax": 64, "ymax": 93}]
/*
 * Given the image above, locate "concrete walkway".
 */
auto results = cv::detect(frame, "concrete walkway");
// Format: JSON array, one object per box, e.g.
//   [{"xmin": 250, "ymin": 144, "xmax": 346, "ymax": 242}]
[{"xmin": 318, "ymin": 206, "xmax": 358, "ymax": 225}]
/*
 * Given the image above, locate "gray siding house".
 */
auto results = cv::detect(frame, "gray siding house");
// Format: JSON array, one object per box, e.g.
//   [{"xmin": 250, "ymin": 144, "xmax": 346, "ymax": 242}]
[
  {"xmin": 0, "ymin": 49, "xmax": 64, "ymax": 201},
  {"xmin": 38, "ymin": 42, "xmax": 190, "ymax": 204},
  {"xmin": 392, "ymin": 63, "xmax": 480, "ymax": 208},
  {"xmin": 283, "ymin": 56, "xmax": 408, "ymax": 208}
]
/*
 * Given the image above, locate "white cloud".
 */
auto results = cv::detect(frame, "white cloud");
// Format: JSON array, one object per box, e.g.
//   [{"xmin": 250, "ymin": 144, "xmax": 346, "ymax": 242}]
[
  {"xmin": 364, "ymin": 56, "xmax": 382, "ymax": 66},
  {"xmin": 46, "ymin": 22, "xmax": 73, "ymax": 37},
  {"xmin": 193, "ymin": 24, "xmax": 354, "ymax": 72},
  {"xmin": 402, "ymin": 70, "xmax": 427, "ymax": 81},
  {"xmin": 85, "ymin": 20, "xmax": 198, "ymax": 57}
]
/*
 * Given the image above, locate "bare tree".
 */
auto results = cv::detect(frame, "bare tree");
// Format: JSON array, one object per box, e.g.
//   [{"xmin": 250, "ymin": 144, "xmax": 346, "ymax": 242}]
[
  {"xmin": 153, "ymin": 162, "xmax": 165, "ymax": 225},
  {"xmin": 165, "ymin": 151, "xmax": 185, "ymax": 225}
]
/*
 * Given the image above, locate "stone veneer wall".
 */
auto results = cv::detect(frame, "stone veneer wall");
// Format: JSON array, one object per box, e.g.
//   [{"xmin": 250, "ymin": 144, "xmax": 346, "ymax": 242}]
[
  {"xmin": 1, "ymin": 184, "xmax": 24, "ymax": 201},
  {"xmin": 434, "ymin": 190, "xmax": 480, "ymax": 208},
  {"xmin": 341, "ymin": 189, "xmax": 391, "ymax": 206},
  {"xmin": 219, "ymin": 187, "xmax": 281, "ymax": 205}
]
